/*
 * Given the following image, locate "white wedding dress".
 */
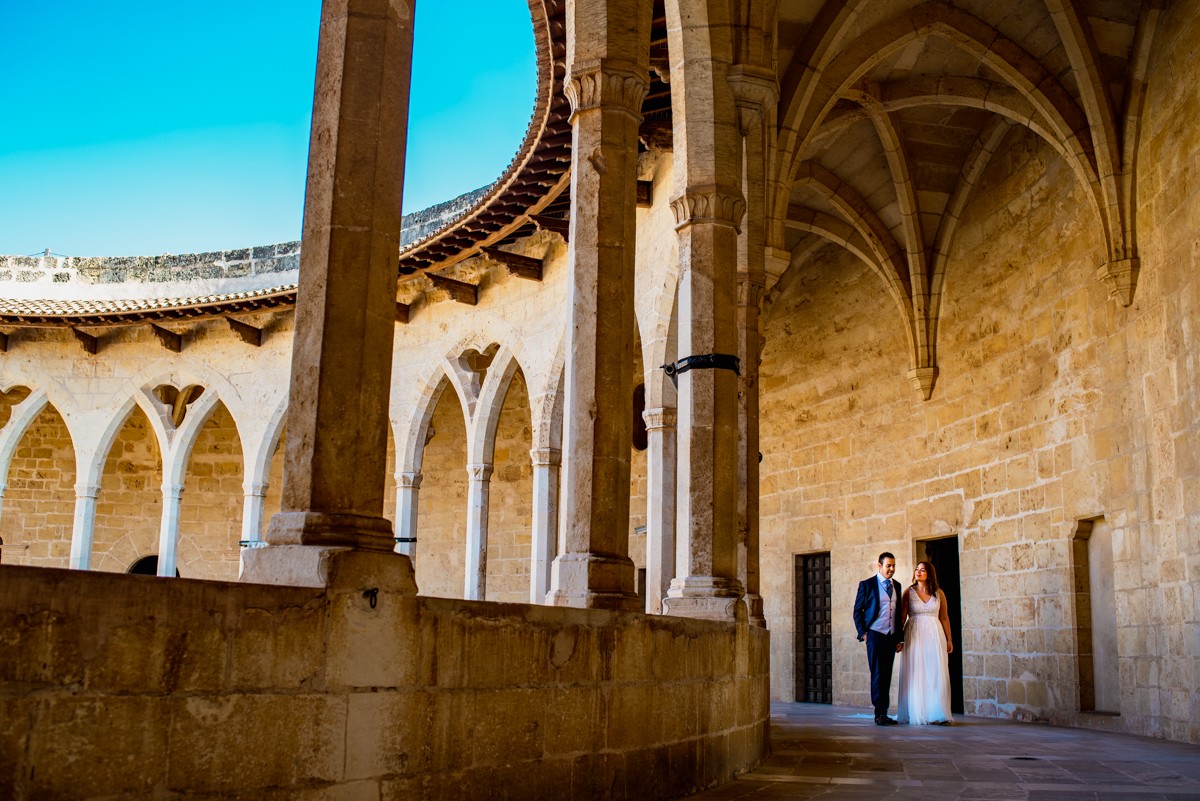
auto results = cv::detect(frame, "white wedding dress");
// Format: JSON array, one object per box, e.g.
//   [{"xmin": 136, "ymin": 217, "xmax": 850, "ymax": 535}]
[{"xmin": 897, "ymin": 587, "xmax": 954, "ymax": 725}]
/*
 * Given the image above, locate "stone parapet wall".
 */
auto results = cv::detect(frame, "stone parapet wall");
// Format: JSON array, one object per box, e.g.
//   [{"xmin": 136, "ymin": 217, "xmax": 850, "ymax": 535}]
[
  {"xmin": 0, "ymin": 186, "xmax": 489, "ymax": 304},
  {"xmin": 0, "ymin": 242, "xmax": 301, "ymax": 300},
  {"xmin": 0, "ymin": 563, "xmax": 770, "ymax": 800}
]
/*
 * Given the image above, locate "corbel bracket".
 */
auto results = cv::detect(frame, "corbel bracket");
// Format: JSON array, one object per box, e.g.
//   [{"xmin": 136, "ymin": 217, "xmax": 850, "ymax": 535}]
[
  {"xmin": 530, "ymin": 214, "xmax": 569, "ymax": 242},
  {"xmin": 427, "ymin": 273, "xmax": 479, "ymax": 305},
  {"xmin": 150, "ymin": 324, "xmax": 182, "ymax": 353},
  {"xmin": 71, "ymin": 328, "xmax": 98, "ymax": 355},
  {"xmin": 226, "ymin": 317, "xmax": 263, "ymax": 347},
  {"xmin": 483, "ymin": 247, "xmax": 543, "ymax": 281}
]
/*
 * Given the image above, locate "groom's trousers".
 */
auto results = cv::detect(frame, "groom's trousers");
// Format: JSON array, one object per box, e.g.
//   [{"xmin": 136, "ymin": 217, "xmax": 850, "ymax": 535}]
[{"xmin": 865, "ymin": 628, "xmax": 899, "ymax": 719}]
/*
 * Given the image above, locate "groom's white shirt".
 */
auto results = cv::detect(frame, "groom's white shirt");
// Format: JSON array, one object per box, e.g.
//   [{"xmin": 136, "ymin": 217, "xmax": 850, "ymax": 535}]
[{"xmin": 869, "ymin": 572, "xmax": 895, "ymax": 635}]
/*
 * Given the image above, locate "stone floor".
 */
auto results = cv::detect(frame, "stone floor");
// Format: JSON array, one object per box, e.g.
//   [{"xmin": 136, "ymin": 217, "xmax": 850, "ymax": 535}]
[{"xmin": 687, "ymin": 703, "xmax": 1200, "ymax": 801}]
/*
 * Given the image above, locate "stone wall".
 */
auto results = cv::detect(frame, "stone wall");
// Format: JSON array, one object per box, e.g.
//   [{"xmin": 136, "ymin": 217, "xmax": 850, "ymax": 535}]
[
  {"xmin": 486, "ymin": 370, "xmax": 534, "ymax": 603},
  {"xmin": 415, "ymin": 390, "xmax": 469, "ymax": 598},
  {"xmin": 93, "ymin": 407, "xmax": 163, "ymax": 573},
  {"xmin": 177, "ymin": 403, "xmax": 244, "ymax": 581},
  {"xmin": 0, "ymin": 562, "xmax": 770, "ymax": 801},
  {"xmin": 0, "ymin": 405, "xmax": 74, "ymax": 567}
]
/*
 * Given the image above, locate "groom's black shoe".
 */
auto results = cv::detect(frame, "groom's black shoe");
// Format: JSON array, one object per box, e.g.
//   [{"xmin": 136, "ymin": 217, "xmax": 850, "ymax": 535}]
[{"xmin": 874, "ymin": 716, "xmax": 899, "ymax": 725}]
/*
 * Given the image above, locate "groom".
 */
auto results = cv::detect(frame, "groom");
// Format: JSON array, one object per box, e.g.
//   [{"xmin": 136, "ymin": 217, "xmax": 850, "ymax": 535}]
[{"xmin": 853, "ymin": 552, "xmax": 904, "ymax": 725}]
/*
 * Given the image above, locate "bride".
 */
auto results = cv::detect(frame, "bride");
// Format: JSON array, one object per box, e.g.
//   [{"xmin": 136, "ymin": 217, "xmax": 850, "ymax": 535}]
[{"xmin": 897, "ymin": 561, "xmax": 955, "ymax": 725}]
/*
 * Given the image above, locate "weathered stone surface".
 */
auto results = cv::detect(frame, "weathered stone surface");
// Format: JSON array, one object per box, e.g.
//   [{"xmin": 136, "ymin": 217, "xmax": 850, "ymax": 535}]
[{"xmin": 0, "ymin": 565, "xmax": 769, "ymax": 800}]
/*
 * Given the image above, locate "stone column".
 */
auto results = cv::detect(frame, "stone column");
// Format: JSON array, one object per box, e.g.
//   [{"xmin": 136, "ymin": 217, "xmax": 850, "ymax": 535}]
[
  {"xmin": 642, "ymin": 406, "xmax": 677, "ymax": 613},
  {"xmin": 157, "ymin": 483, "xmax": 185, "ymax": 577},
  {"xmin": 664, "ymin": 186, "xmax": 747, "ymax": 621},
  {"xmin": 241, "ymin": 0, "xmax": 417, "ymax": 591},
  {"xmin": 464, "ymin": 463, "xmax": 492, "ymax": 601},
  {"xmin": 240, "ymin": 481, "xmax": 268, "ymax": 543},
  {"xmin": 69, "ymin": 483, "xmax": 100, "ymax": 570},
  {"xmin": 529, "ymin": 447, "xmax": 560, "ymax": 604},
  {"xmin": 394, "ymin": 471, "xmax": 421, "ymax": 560},
  {"xmin": 729, "ymin": 65, "xmax": 777, "ymax": 628},
  {"xmin": 547, "ymin": 0, "xmax": 651, "ymax": 611}
]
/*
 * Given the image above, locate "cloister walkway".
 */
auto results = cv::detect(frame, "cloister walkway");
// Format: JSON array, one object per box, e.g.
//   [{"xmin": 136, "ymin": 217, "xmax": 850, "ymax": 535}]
[{"xmin": 687, "ymin": 703, "xmax": 1200, "ymax": 801}]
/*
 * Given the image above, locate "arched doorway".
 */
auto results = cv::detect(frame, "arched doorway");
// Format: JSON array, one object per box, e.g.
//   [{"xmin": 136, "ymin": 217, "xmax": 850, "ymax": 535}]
[{"xmin": 127, "ymin": 555, "xmax": 179, "ymax": 577}]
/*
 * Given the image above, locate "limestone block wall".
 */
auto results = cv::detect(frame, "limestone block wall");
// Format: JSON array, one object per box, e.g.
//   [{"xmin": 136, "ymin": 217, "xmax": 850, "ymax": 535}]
[
  {"xmin": 486, "ymin": 371, "xmax": 535, "ymax": 603},
  {"xmin": 93, "ymin": 407, "xmax": 163, "ymax": 573},
  {"xmin": 0, "ymin": 563, "xmax": 770, "ymax": 801},
  {"xmin": 759, "ymin": 1, "xmax": 1200, "ymax": 741},
  {"xmin": 414, "ymin": 390, "xmax": 470, "ymax": 598},
  {"xmin": 0, "ymin": 406, "xmax": 74, "ymax": 566},
  {"xmin": 176, "ymin": 403, "xmax": 244, "ymax": 580}
]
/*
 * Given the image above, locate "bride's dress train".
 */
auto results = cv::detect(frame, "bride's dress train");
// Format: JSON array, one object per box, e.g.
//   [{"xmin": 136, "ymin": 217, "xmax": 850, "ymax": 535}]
[{"xmin": 897, "ymin": 588, "xmax": 954, "ymax": 725}]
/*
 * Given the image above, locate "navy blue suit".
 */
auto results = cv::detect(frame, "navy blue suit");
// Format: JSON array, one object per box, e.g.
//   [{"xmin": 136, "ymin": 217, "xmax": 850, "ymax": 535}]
[{"xmin": 853, "ymin": 576, "xmax": 903, "ymax": 721}]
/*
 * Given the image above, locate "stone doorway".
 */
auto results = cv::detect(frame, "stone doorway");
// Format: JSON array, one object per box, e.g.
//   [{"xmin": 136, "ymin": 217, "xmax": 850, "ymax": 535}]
[
  {"xmin": 917, "ymin": 536, "xmax": 964, "ymax": 714},
  {"xmin": 793, "ymin": 552, "xmax": 832, "ymax": 703}
]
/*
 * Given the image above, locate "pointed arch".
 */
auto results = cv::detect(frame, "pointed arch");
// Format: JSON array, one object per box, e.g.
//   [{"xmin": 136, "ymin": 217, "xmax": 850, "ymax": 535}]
[
  {"xmin": 0, "ymin": 388, "xmax": 50, "ymax": 487},
  {"xmin": 467, "ymin": 347, "xmax": 526, "ymax": 466}
]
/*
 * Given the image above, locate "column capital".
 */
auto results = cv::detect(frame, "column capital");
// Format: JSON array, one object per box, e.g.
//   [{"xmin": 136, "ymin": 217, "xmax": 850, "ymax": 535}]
[
  {"xmin": 736, "ymin": 276, "xmax": 766, "ymax": 308},
  {"xmin": 467, "ymin": 463, "xmax": 494, "ymax": 482},
  {"xmin": 565, "ymin": 60, "xmax": 648, "ymax": 121},
  {"xmin": 162, "ymin": 483, "xmax": 185, "ymax": 500},
  {"xmin": 243, "ymin": 481, "xmax": 269, "ymax": 497},
  {"xmin": 529, "ymin": 448, "xmax": 561, "ymax": 467},
  {"xmin": 670, "ymin": 185, "xmax": 746, "ymax": 233},
  {"xmin": 1099, "ymin": 258, "xmax": 1139, "ymax": 306},
  {"xmin": 74, "ymin": 483, "xmax": 101, "ymax": 499},
  {"xmin": 642, "ymin": 406, "xmax": 677, "ymax": 431},
  {"xmin": 397, "ymin": 471, "xmax": 423, "ymax": 489},
  {"xmin": 727, "ymin": 65, "xmax": 779, "ymax": 109}
]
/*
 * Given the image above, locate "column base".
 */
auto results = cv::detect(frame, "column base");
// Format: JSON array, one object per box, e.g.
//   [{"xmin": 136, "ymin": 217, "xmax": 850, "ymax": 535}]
[
  {"xmin": 547, "ymin": 552, "xmax": 641, "ymax": 611},
  {"xmin": 744, "ymin": 592, "xmax": 766, "ymax": 628},
  {"xmin": 664, "ymin": 576, "xmax": 747, "ymax": 622},
  {"xmin": 240, "ymin": 544, "xmax": 417, "ymax": 592}
]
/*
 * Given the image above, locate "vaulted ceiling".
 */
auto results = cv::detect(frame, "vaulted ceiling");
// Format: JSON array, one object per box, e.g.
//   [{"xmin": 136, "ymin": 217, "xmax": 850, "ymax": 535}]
[{"xmin": 766, "ymin": 0, "xmax": 1162, "ymax": 397}]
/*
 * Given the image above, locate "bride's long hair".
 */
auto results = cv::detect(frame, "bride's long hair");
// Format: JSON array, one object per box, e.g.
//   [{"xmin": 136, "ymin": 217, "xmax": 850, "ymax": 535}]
[{"xmin": 911, "ymin": 560, "xmax": 940, "ymax": 596}]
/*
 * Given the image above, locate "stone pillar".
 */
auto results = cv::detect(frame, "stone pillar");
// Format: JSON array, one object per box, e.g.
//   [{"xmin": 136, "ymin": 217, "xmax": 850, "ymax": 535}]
[
  {"xmin": 729, "ymin": 65, "xmax": 777, "ymax": 628},
  {"xmin": 394, "ymin": 471, "xmax": 421, "ymax": 560},
  {"xmin": 642, "ymin": 407, "xmax": 677, "ymax": 613},
  {"xmin": 529, "ymin": 448, "xmax": 560, "ymax": 604},
  {"xmin": 664, "ymin": 186, "xmax": 747, "ymax": 621},
  {"xmin": 240, "ymin": 481, "xmax": 269, "ymax": 544},
  {"xmin": 547, "ymin": 0, "xmax": 651, "ymax": 611},
  {"xmin": 464, "ymin": 463, "xmax": 492, "ymax": 601},
  {"xmin": 157, "ymin": 483, "xmax": 185, "ymax": 577},
  {"xmin": 241, "ymin": 0, "xmax": 417, "ymax": 592},
  {"xmin": 69, "ymin": 483, "xmax": 100, "ymax": 570}
]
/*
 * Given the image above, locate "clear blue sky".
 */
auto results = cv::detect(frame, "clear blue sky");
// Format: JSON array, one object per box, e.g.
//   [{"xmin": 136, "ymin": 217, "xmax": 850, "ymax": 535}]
[{"xmin": 0, "ymin": 2, "xmax": 535, "ymax": 257}]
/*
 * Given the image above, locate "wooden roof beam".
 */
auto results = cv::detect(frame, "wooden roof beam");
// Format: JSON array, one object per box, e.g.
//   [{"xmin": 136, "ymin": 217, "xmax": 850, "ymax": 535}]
[
  {"xmin": 396, "ymin": 302, "xmax": 410, "ymax": 324},
  {"xmin": 427, "ymin": 273, "xmax": 479, "ymax": 305},
  {"xmin": 0, "ymin": 331, "xmax": 8, "ymax": 352},
  {"xmin": 484, "ymin": 247, "xmax": 544, "ymax": 281},
  {"xmin": 226, "ymin": 317, "xmax": 263, "ymax": 346}
]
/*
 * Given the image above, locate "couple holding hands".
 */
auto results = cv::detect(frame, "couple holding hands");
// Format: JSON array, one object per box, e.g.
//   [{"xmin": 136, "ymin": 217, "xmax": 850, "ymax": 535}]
[{"xmin": 853, "ymin": 551, "xmax": 954, "ymax": 726}]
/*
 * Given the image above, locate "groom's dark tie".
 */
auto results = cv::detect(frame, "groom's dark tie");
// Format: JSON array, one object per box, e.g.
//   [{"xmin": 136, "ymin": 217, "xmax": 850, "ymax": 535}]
[{"xmin": 884, "ymin": 580, "xmax": 892, "ymax": 597}]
